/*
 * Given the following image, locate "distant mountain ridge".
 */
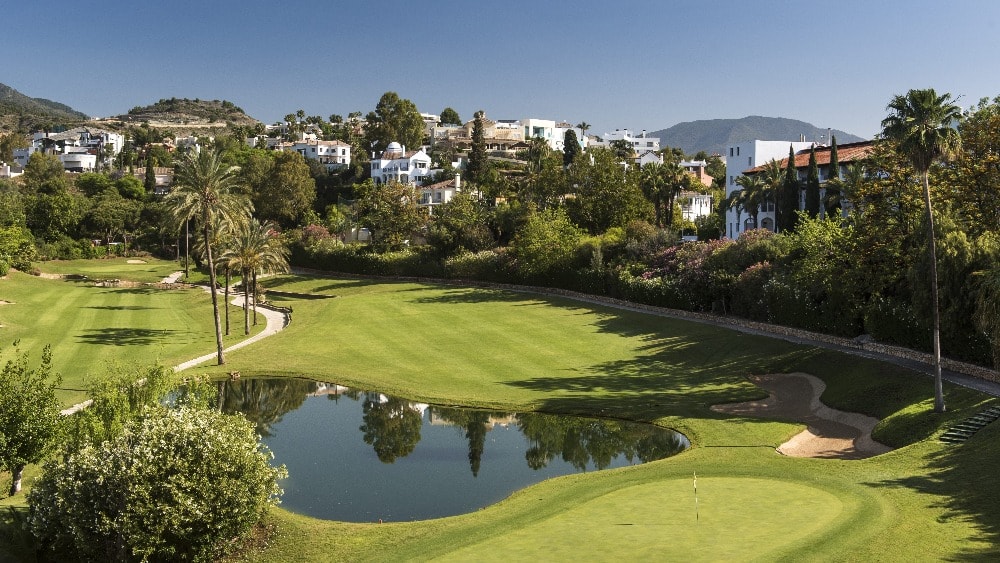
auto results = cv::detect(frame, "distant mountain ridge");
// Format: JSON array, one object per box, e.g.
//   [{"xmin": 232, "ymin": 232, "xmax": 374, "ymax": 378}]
[
  {"xmin": 649, "ymin": 116, "xmax": 867, "ymax": 156},
  {"xmin": 0, "ymin": 82, "xmax": 90, "ymax": 132}
]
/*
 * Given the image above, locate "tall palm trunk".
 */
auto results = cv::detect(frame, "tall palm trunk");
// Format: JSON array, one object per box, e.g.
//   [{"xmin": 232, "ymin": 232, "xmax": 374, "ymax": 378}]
[
  {"xmin": 923, "ymin": 171, "xmax": 944, "ymax": 412},
  {"xmin": 204, "ymin": 218, "xmax": 225, "ymax": 365},
  {"xmin": 252, "ymin": 271, "xmax": 259, "ymax": 326},
  {"xmin": 243, "ymin": 267, "xmax": 251, "ymax": 335},
  {"xmin": 224, "ymin": 267, "xmax": 231, "ymax": 336}
]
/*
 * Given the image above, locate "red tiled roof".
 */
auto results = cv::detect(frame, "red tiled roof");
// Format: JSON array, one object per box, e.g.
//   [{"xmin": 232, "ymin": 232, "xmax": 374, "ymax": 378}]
[
  {"xmin": 422, "ymin": 178, "xmax": 457, "ymax": 190},
  {"xmin": 743, "ymin": 140, "xmax": 874, "ymax": 174}
]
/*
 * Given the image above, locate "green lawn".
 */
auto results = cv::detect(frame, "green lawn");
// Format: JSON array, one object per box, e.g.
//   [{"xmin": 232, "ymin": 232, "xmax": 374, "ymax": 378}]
[
  {"xmin": 0, "ymin": 269, "xmax": 263, "ymax": 405},
  {"xmin": 33, "ymin": 256, "xmax": 185, "ymax": 283},
  {"xmin": 3, "ymin": 271, "xmax": 999, "ymax": 561}
]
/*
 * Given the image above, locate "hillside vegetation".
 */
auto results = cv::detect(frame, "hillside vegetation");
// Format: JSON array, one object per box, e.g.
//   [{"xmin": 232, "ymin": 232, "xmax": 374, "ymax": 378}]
[
  {"xmin": 119, "ymin": 97, "xmax": 260, "ymax": 129},
  {"xmin": 0, "ymin": 82, "xmax": 90, "ymax": 133}
]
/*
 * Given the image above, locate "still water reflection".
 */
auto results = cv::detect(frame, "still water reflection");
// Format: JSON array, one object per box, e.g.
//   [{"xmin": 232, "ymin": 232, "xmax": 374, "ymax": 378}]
[{"xmin": 220, "ymin": 378, "xmax": 688, "ymax": 522}]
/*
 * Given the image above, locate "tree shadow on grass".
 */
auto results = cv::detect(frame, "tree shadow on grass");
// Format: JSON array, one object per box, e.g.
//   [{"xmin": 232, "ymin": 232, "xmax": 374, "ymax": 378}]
[
  {"xmin": 407, "ymin": 286, "xmax": 534, "ymax": 305},
  {"xmin": 83, "ymin": 305, "xmax": 160, "ymax": 311},
  {"xmin": 93, "ymin": 286, "xmax": 160, "ymax": 296},
  {"xmin": 76, "ymin": 327, "xmax": 181, "ymax": 346},
  {"xmin": 867, "ymin": 423, "xmax": 1000, "ymax": 560},
  {"xmin": 407, "ymin": 285, "xmax": 824, "ymax": 421}
]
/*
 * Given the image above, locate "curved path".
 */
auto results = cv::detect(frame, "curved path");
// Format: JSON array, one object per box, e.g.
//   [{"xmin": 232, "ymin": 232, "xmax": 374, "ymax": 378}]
[{"xmin": 61, "ymin": 274, "xmax": 290, "ymax": 415}]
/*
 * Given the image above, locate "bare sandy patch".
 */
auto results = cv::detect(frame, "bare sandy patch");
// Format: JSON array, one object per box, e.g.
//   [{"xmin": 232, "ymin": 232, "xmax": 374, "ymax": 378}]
[
  {"xmin": 127, "ymin": 259, "xmax": 147, "ymax": 264},
  {"xmin": 0, "ymin": 300, "xmax": 11, "ymax": 305},
  {"xmin": 712, "ymin": 373, "xmax": 892, "ymax": 459}
]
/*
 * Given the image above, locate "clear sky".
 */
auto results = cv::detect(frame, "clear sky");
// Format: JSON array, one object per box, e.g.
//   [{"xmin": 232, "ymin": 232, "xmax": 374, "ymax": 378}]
[{"xmin": 6, "ymin": 0, "xmax": 1000, "ymax": 141}]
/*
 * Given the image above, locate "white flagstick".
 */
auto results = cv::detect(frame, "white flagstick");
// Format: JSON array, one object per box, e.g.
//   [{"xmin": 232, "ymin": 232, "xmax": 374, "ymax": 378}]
[{"xmin": 694, "ymin": 471, "xmax": 699, "ymax": 521}]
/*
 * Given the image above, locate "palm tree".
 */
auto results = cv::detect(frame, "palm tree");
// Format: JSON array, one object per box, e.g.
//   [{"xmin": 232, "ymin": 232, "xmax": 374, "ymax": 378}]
[
  {"xmin": 165, "ymin": 149, "xmax": 252, "ymax": 365},
  {"xmin": 195, "ymin": 214, "xmax": 246, "ymax": 336},
  {"xmin": 823, "ymin": 162, "xmax": 866, "ymax": 217},
  {"xmin": 640, "ymin": 162, "xmax": 667, "ymax": 227},
  {"xmin": 725, "ymin": 189, "xmax": 746, "ymax": 233},
  {"xmin": 736, "ymin": 174, "xmax": 769, "ymax": 229},
  {"xmin": 575, "ymin": 122, "xmax": 590, "ymax": 144},
  {"xmin": 222, "ymin": 219, "xmax": 290, "ymax": 335},
  {"xmin": 881, "ymin": 88, "xmax": 962, "ymax": 413}
]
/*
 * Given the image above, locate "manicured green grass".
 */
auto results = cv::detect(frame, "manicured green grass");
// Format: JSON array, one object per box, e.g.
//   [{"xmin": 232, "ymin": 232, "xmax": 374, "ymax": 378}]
[
  {"xmin": 33, "ymin": 257, "xmax": 185, "ymax": 283},
  {"xmin": 3, "ymin": 271, "xmax": 999, "ymax": 561},
  {"xmin": 0, "ymin": 269, "xmax": 263, "ymax": 405}
]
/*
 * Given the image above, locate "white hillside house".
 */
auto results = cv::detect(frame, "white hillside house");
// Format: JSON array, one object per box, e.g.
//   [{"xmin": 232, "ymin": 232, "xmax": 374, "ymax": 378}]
[
  {"xmin": 723, "ymin": 140, "xmax": 814, "ymax": 239},
  {"xmin": 286, "ymin": 139, "xmax": 351, "ymax": 171},
  {"xmin": 590, "ymin": 129, "xmax": 660, "ymax": 153},
  {"xmin": 419, "ymin": 173, "xmax": 463, "ymax": 214},
  {"xmin": 370, "ymin": 142, "xmax": 432, "ymax": 185},
  {"xmin": 14, "ymin": 127, "xmax": 125, "ymax": 172}
]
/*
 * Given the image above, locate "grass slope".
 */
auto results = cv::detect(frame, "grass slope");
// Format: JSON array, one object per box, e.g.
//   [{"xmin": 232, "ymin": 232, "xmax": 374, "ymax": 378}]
[
  {"xmin": 3, "ymin": 271, "xmax": 999, "ymax": 561},
  {"xmin": 0, "ymin": 263, "xmax": 261, "ymax": 404}
]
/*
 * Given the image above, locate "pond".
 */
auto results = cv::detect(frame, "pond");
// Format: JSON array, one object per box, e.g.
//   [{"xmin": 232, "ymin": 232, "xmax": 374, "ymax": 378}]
[{"xmin": 219, "ymin": 378, "xmax": 688, "ymax": 522}]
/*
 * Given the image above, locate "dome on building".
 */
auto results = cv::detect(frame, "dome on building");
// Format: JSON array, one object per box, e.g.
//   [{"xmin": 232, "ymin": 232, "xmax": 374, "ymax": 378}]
[{"xmin": 385, "ymin": 142, "xmax": 403, "ymax": 153}]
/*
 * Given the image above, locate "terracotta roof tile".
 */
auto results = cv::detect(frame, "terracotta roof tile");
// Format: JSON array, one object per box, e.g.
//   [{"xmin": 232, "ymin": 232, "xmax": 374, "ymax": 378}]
[{"xmin": 743, "ymin": 140, "xmax": 874, "ymax": 174}]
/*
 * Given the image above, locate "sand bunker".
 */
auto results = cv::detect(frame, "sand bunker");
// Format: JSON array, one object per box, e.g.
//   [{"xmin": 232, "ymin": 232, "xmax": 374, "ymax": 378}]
[
  {"xmin": 0, "ymin": 300, "xmax": 11, "ymax": 305},
  {"xmin": 712, "ymin": 373, "xmax": 892, "ymax": 459},
  {"xmin": 127, "ymin": 259, "xmax": 147, "ymax": 264}
]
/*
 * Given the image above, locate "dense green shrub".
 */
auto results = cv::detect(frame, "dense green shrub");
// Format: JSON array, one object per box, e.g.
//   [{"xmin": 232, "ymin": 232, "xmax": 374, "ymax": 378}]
[
  {"xmin": 443, "ymin": 249, "xmax": 513, "ymax": 282},
  {"xmin": 864, "ymin": 295, "xmax": 929, "ymax": 351},
  {"xmin": 28, "ymin": 406, "xmax": 285, "ymax": 562},
  {"xmin": 730, "ymin": 261, "xmax": 773, "ymax": 321}
]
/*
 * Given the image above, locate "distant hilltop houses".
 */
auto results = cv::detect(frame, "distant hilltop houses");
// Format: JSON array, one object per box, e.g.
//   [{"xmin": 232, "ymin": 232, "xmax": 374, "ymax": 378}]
[{"xmin": 0, "ymin": 111, "xmax": 734, "ymax": 224}]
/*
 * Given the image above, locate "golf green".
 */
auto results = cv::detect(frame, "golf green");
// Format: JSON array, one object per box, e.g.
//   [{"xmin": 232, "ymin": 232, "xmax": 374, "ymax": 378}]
[{"xmin": 438, "ymin": 477, "xmax": 846, "ymax": 561}]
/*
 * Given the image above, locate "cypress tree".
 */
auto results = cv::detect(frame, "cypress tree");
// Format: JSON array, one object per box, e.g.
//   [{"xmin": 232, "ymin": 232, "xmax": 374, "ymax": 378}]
[
  {"xmin": 144, "ymin": 153, "xmax": 157, "ymax": 195},
  {"xmin": 805, "ymin": 146, "xmax": 820, "ymax": 218},
  {"xmin": 778, "ymin": 145, "xmax": 800, "ymax": 232},
  {"xmin": 563, "ymin": 129, "xmax": 580, "ymax": 168},
  {"xmin": 828, "ymin": 135, "xmax": 839, "ymax": 182},
  {"xmin": 466, "ymin": 110, "xmax": 487, "ymax": 184}
]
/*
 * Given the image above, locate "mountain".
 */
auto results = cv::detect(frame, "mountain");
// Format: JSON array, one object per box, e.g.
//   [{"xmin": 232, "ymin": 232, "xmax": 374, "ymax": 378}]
[
  {"xmin": 648, "ymin": 116, "xmax": 867, "ymax": 156},
  {"xmin": 0, "ymin": 82, "xmax": 91, "ymax": 132}
]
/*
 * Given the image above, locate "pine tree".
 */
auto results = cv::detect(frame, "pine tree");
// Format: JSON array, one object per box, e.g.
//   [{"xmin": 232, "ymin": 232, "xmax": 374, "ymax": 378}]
[{"xmin": 805, "ymin": 146, "xmax": 820, "ymax": 218}]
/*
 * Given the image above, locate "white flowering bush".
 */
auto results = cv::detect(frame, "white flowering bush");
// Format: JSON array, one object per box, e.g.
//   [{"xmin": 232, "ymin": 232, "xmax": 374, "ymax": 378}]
[{"xmin": 27, "ymin": 406, "xmax": 286, "ymax": 562}]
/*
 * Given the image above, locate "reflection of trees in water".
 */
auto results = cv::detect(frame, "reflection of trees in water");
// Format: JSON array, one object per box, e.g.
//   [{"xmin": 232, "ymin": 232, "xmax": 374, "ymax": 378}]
[
  {"xmin": 517, "ymin": 413, "xmax": 687, "ymax": 471},
  {"xmin": 219, "ymin": 379, "xmax": 687, "ymax": 472},
  {"xmin": 432, "ymin": 407, "xmax": 503, "ymax": 477},
  {"xmin": 219, "ymin": 378, "xmax": 317, "ymax": 437},
  {"xmin": 359, "ymin": 393, "xmax": 422, "ymax": 463}
]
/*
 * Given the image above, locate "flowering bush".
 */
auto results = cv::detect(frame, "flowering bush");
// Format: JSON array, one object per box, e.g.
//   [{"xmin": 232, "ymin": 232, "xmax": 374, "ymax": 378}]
[{"xmin": 28, "ymin": 406, "xmax": 286, "ymax": 562}]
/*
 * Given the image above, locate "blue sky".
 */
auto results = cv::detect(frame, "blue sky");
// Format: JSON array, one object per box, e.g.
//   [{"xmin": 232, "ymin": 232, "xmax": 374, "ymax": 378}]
[{"xmin": 6, "ymin": 1, "xmax": 1000, "ymax": 141}]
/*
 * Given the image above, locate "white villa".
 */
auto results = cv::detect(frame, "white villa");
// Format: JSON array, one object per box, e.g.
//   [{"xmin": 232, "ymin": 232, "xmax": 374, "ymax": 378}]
[
  {"xmin": 521, "ymin": 118, "xmax": 587, "ymax": 151},
  {"xmin": 679, "ymin": 191, "xmax": 714, "ymax": 223},
  {"xmin": 723, "ymin": 139, "xmax": 814, "ymax": 239},
  {"xmin": 284, "ymin": 139, "xmax": 351, "ymax": 171},
  {"xmin": 370, "ymin": 142, "xmax": 432, "ymax": 185},
  {"xmin": 590, "ymin": 129, "xmax": 660, "ymax": 153},
  {"xmin": 419, "ymin": 173, "xmax": 463, "ymax": 214},
  {"xmin": 725, "ymin": 139, "xmax": 875, "ymax": 239},
  {"xmin": 14, "ymin": 127, "xmax": 124, "ymax": 172}
]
